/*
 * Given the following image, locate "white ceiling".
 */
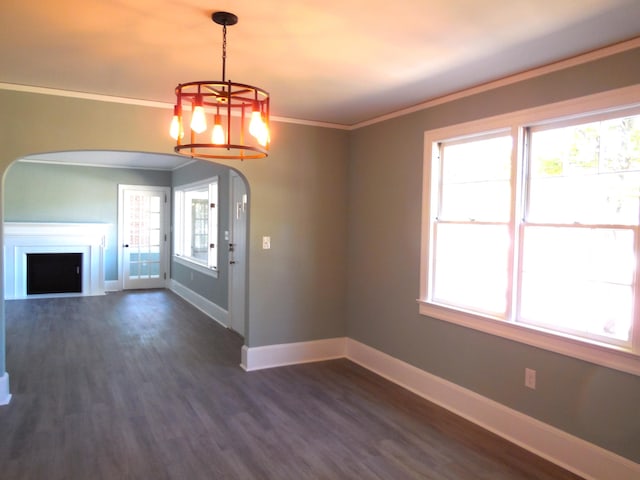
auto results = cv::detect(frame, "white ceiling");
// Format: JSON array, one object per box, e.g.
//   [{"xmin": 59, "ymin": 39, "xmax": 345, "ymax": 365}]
[{"xmin": 2, "ymin": 0, "xmax": 640, "ymax": 169}]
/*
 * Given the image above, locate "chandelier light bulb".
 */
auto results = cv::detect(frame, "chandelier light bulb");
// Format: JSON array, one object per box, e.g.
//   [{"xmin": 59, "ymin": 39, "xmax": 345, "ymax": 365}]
[
  {"xmin": 169, "ymin": 106, "xmax": 183, "ymax": 140},
  {"xmin": 212, "ymin": 114, "xmax": 225, "ymax": 144},
  {"xmin": 256, "ymin": 123, "xmax": 270, "ymax": 147},
  {"xmin": 191, "ymin": 102, "xmax": 207, "ymax": 134},
  {"xmin": 249, "ymin": 106, "xmax": 269, "ymax": 146},
  {"xmin": 249, "ymin": 108, "xmax": 264, "ymax": 138}
]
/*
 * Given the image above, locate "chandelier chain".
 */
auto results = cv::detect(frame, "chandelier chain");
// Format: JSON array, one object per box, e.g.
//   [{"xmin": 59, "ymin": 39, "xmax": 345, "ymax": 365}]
[{"xmin": 221, "ymin": 24, "xmax": 227, "ymax": 82}]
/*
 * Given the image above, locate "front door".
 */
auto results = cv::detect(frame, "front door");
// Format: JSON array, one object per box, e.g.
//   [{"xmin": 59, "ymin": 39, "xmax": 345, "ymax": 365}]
[{"xmin": 119, "ymin": 185, "xmax": 170, "ymax": 290}]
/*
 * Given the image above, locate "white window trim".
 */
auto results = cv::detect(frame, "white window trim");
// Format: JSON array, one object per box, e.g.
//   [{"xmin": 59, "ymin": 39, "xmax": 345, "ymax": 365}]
[
  {"xmin": 419, "ymin": 85, "xmax": 640, "ymax": 377},
  {"xmin": 173, "ymin": 176, "xmax": 219, "ymax": 279},
  {"xmin": 173, "ymin": 255, "xmax": 218, "ymax": 278}
]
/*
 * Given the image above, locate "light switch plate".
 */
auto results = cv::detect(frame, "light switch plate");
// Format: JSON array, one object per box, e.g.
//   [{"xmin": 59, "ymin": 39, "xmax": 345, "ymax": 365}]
[{"xmin": 262, "ymin": 236, "xmax": 271, "ymax": 250}]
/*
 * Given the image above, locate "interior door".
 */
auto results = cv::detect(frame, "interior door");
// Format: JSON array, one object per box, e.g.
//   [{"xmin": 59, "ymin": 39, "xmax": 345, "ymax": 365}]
[
  {"xmin": 228, "ymin": 171, "xmax": 247, "ymax": 336},
  {"xmin": 119, "ymin": 185, "xmax": 170, "ymax": 290}
]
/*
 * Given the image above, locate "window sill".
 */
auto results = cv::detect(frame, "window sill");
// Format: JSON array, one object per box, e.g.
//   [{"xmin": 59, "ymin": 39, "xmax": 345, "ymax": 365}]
[
  {"xmin": 418, "ymin": 300, "xmax": 640, "ymax": 377},
  {"xmin": 173, "ymin": 255, "xmax": 218, "ymax": 279}
]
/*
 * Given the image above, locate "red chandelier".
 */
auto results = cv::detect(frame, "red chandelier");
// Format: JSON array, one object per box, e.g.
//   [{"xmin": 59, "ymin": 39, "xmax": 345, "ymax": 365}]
[{"xmin": 170, "ymin": 12, "xmax": 270, "ymax": 160}]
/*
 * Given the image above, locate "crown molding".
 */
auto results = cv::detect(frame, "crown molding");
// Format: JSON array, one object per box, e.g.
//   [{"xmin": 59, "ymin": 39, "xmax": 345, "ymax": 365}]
[
  {"xmin": 0, "ymin": 82, "xmax": 170, "ymax": 109},
  {"xmin": 0, "ymin": 82, "xmax": 348, "ymax": 131},
  {"xmin": 1, "ymin": 36, "xmax": 638, "ymax": 132},
  {"xmin": 353, "ymin": 36, "xmax": 640, "ymax": 129}
]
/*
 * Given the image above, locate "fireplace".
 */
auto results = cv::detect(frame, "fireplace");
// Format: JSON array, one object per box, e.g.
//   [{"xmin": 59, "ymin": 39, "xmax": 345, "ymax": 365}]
[
  {"xmin": 4, "ymin": 222, "xmax": 107, "ymax": 299},
  {"xmin": 27, "ymin": 253, "xmax": 83, "ymax": 295}
]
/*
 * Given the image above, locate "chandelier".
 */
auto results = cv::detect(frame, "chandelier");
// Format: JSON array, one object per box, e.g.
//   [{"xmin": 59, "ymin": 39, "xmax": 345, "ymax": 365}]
[{"xmin": 169, "ymin": 11, "xmax": 270, "ymax": 160}]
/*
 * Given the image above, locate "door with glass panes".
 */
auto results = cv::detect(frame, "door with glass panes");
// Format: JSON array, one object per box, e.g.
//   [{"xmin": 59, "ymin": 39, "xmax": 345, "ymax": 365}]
[{"xmin": 119, "ymin": 185, "xmax": 170, "ymax": 290}]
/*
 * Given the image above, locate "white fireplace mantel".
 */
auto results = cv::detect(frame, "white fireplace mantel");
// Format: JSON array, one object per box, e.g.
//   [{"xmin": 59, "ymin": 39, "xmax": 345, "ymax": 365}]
[{"xmin": 4, "ymin": 222, "xmax": 108, "ymax": 299}]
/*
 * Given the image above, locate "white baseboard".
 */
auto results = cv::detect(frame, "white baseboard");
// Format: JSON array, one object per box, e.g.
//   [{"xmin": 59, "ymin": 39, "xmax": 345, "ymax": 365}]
[
  {"xmin": 104, "ymin": 280, "xmax": 120, "ymax": 292},
  {"xmin": 169, "ymin": 279, "xmax": 229, "ymax": 328},
  {"xmin": 345, "ymin": 339, "xmax": 640, "ymax": 480},
  {"xmin": 0, "ymin": 372, "xmax": 11, "ymax": 406},
  {"xmin": 241, "ymin": 337, "xmax": 346, "ymax": 371},
  {"xmin": 239, "ymin": 336, "xmax": 639, "ymax": 479}
]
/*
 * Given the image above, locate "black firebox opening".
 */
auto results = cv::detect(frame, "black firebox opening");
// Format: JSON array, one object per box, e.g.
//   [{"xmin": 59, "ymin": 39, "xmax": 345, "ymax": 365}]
[{"xmin": 27, "ymin": 253, "xmax": 82, "ymax": 295}]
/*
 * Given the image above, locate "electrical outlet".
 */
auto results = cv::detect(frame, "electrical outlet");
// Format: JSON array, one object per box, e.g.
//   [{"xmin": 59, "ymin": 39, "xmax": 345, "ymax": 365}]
[
  {"xmin": 262, "ymin": 236, "xmax": 271, "ymax": 250},
  {"xmin": 525, "ymin": 368, "xmax": 536, "ymax": 389}
]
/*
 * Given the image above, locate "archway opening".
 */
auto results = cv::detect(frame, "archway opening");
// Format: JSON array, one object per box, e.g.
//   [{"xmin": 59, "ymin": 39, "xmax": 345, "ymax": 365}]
[{"xmin": 1, "ymin": 150, "xmax": 251, "ymax": 404}]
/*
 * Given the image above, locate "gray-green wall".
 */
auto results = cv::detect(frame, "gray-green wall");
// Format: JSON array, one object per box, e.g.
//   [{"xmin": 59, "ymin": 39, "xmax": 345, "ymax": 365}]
[
  {"xmin": 240, "ymin": 122, "xmax": 349, "ymax": 345},
  {"xmin": 3, "ymin": 162, "xmax": 171, "ymax": 280},
  {"xmin": 0, "ymin": 89, "xmax": 349, "ymax": 374},
  {"xmin": 347, "ymin": 47, "xmax": 640, "ymax": 462}
]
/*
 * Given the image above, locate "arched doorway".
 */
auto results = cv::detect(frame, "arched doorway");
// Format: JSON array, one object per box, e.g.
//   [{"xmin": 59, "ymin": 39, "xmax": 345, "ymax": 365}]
[{"xmin": 1, "ymin": 150, "xmax": 250, "ymax": 404}]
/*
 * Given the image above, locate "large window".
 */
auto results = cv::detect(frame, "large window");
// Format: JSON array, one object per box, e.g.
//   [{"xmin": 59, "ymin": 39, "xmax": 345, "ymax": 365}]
[
  {"xmin": 174, "ymin": 177, "xmax": 218, "ymax": 274},
  {"xmin": 420, "ymin": 88, "xmax": 640, "ymax": 375}
]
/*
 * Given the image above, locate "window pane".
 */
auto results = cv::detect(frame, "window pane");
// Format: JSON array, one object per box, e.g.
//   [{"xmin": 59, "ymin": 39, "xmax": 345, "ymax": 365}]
[
  {"xmin": 151, "ymin": 196, "xmax": 160, "ymax": 212},
  {"xmin": 528, "ymin": 115, "xmax": 640, "ymax": 224},
  {"xmin": 191, "ymin": 198, "xmax": 208, "ymax": 261},
  {"xmin": 150, "ymin": 211, "xmax": 160, "ymax": 229},
  {"xmin": 441, "ymin": 181, "xmax": 511, "ymax": 221},
  {"xmin": 184, "ymin": 189, "xmax": 209, "ymax": 262},
  {"xmin": 440, "ymin": 135, "xmax": 512, "ymax": 222},
  {"xmin": 129, "ymin": 262, "xmax": 139, "ymax": 277},
  {"xmin": 432, "ymin": 223, "xmax": 509, "ymax": 316},
  {"xmin": 150, "ymin": 229, "xmax": 160, "ymax": 247},
  {"xmin": 520, "ymin": 226, "xmax": 634, "ymax": 342}
]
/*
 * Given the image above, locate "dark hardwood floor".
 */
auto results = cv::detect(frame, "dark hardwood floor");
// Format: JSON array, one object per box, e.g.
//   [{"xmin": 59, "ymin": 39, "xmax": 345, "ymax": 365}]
[{"xmin": 0, "ymin": 290, "xmax": 584, "ymax": 479}]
